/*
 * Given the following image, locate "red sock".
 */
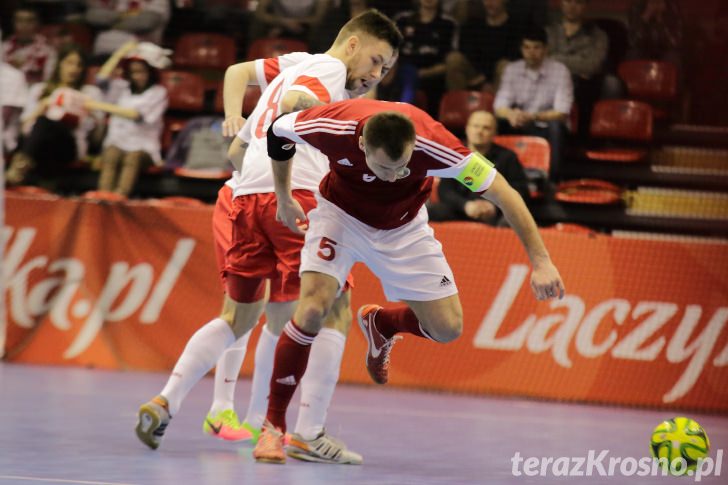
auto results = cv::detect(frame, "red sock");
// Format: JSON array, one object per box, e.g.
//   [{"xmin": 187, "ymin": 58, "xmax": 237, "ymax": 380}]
[
  {"xmin": 266, "ymin": 320, "xmax": 316, "ymax": 433},
  {"xmin": 374, "ymin": 306, "xmax": 432, "ymax": 340}
]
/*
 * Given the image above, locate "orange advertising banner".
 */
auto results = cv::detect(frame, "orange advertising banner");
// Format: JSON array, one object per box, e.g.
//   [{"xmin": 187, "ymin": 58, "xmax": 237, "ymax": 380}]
[{"xmin": 4, "ymin": 193, "xmax": 728, "ymax": 412}]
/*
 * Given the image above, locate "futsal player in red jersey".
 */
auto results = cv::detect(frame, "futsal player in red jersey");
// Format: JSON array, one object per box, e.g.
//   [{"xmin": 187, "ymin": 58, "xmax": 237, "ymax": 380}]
[{"xmin": 252, "ymin": 98, "xmax": 566, "ymax": 461}]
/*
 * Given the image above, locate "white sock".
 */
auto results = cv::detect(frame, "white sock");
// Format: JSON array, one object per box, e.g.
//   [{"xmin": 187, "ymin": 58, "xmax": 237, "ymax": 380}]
[
  {"xmin": 161, "ymin": 318, "xmax": 235, "ymax": 416},
  {"xmin": 209, "ymin": 330, "xmax": 251, "ymax": 416},
  {"xmin": 294, "ymin": 328, "xmax": 346, "ymax": 440},
  {"xmin": 243, "ymin": 324, "xmax": 279, "ymax": 429}
]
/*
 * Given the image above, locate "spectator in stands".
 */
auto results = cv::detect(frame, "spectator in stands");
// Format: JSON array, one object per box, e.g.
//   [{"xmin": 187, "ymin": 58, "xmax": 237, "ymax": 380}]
[
  {"xmin": 309, "ymin": 0, "xmax": 370, "ymax": 54},
  {"xmin": 250, "ymin": 0, "xmax": 329, "ymax": 45},
  {"xmin": 626, "ymin": 0, "xmax": 683, "ymax": 65},
  {"xmin": 546, "ymin": 0, "xmax": 622, "ymax": 137},
  {"xmin": 428, "ymin": 110, "xmax": 530, "ymax": 225},
  {"xmin": 89, "ymin": 41, "xmax": 169, "ymax": 196},
  {"xmin": 85, "ymin": 0, "xmax": 170, "ymax": 60},
  {"xmin": 2, "ymin": 5, "xmax": 58, "ymax": 84},
  {"xmin": 494, "ymin": 27, "xmax": 572, "ymax": 180},
  {"xmin": 374, "ymin": 52, "xmax": 416, "ymax": 105},
  {"xmin": 445, "ymin": 0, "xmax": 524, "ymax": 91},
  {"xmin": 393, "ymin": 0, "xmax": 458, "ymax": 115},
  {"xmin": 1, "ymin": 61, "xmax": 29, "ymax": 157},
  {"xmin": 5, "ymin": 44, "xmax": 104, "ymax": 186}
]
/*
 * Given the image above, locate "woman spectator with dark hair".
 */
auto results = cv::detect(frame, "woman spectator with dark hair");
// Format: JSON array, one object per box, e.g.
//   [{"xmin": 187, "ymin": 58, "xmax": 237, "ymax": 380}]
[
  {"xmin": 88, "ymin": 41, "xmax": 169, "ymax": 196},
  {"xmin": 5, "ymin": 43, "xmax": 103, "ymax": 186}
]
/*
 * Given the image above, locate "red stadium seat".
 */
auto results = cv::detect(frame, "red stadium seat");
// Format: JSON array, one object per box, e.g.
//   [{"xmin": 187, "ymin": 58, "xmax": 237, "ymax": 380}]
[
  {"xmin": 554, "ymin": 179, "xmax": 623, "ymax": 205},
  {"xmin": 493, "ymin": 135, "xmax": 550, "ymax": 173},
  {"xmin": 494, "ymin": 135, "xmax": 550, "ymax": 198},
  {"xmin": 618, "ymin": 60, "xmax": 677, "ymax": 101},
  {"xmin": 173, "ymin": 33, "xmax": 237, "ymax": 70},
  {"xmin": 438, "ymin": 90, "xmax": 494, "ymax": 134},
  {"xmin": 618, "ymin": 60, "xmax": 677, "ymax": 120},
  {"xmin": 246, "ymin": 38, "xmax": 308, "ymax": 61},
  {"xmin": 493, "ymin": 135, "xmax": 551, "ymax": 199},
  {"xmin": 214, "ymin": 83, "xmax": 261, "ymax": 117},
  {"xmin": 586, "ymin": 100, "xmax": 653, "ymax": 163},
  {"xmin": 160, "ymin": 71, "xmax": 205, "ymax": 112}
]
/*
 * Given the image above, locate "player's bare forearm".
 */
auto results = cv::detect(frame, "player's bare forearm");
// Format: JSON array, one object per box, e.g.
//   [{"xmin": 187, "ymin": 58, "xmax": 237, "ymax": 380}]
[
  {"xmin": 271, "ymin": 157, "xmax": 308, "ymax": 234},
  {"xmin": 222, "ymin": 61, "xmax": 258, "ymax": 135},
  {"xmin": 482, "ymin": 173, "xmax": 565, "ymax": 299},
  {"xmin": 271, "ymin": 157, "xmax": 294, "ymax": 200},
  {"xmin": 85, "ymin": 99, "xmax": 140, "ymax": 120},
  {"xmin": 97, "ymin": 40, "xmax": 137, "ymax": 79},
  {"xmin": 227, "ymin": 137, "xmax": 248, "ymax": 171},
  {"xmin": 482, "ymin": 173, "xmax": 551, "ymax": 267}
]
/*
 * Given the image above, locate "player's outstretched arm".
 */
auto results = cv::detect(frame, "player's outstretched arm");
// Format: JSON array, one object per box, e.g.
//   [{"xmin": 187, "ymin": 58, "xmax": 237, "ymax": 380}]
[
  {"xmin": 222, "ymin": 61, "xmax": 260, "ymax": 136},
  {"xmin": 481, "ymin": 173, "xmax": 565, "ymax": 301},
  {"xmin": 226, "ymin": 137, "xmax": 248, "ymax": 171},
  {"xmin": 268, "ymin": 113, "xmax": 308, "ymax": 234}
]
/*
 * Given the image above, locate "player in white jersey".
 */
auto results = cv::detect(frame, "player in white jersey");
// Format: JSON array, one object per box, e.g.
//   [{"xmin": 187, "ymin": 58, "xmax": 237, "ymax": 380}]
[{"xmin": 135, "ymin": 10, "xmax": 402, "ymax": 465}]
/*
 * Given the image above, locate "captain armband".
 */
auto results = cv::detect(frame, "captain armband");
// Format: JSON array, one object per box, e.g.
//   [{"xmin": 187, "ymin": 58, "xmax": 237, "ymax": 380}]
[
  {"xmin": 454, "ymin": 152, "xmax": 496, "ymax": 192},
  {"xmin": 267, "ymin": 113, "xmax": 297, "ymax": 161}
]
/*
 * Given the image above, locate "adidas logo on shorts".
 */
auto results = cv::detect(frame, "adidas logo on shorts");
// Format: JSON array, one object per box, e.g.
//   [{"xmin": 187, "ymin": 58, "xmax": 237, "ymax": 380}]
[{"xmin": 439, "ymin": 276, "xmax": 452, "ymax": 287}]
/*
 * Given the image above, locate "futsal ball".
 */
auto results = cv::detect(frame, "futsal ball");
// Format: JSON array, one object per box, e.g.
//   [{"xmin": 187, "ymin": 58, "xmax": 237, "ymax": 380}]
[{"xmin": 650, "ymin": 417, "xmax": 710, "ymax": 474}]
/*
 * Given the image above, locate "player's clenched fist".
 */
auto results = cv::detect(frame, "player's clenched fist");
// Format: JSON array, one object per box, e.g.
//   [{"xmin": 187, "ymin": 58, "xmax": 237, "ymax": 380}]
[
  {"xmin": 275, "ymin": 196, "xmax": 308, "ymax": 235},
  {"xmin": 530, "ymin": 262, "xmax": 565, "ymax": 300},
  {"xmin": 222, "ymin": 115, "xmax": 246, "ymax": 137}
]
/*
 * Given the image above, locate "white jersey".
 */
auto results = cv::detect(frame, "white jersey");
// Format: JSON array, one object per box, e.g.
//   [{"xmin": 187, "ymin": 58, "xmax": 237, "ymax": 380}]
[
  {"xmin": 226, "ymin": 52, "xmax": 351, "ymax": 198},
  {"xmin": 102, "ymin": 79, "xmax": 168, "ymax": 164}
]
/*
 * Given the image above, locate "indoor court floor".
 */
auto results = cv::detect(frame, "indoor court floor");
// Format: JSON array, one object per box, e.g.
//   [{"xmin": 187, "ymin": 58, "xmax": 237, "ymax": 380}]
[{"xmin": 1, "ymin": 363, "xmax": 726, "ymax": 485}]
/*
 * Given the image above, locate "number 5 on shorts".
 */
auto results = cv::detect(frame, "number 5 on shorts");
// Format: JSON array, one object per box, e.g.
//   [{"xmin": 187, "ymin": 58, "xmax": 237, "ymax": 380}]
[{"xmin": 317, "ymin": 237, "xmax": 338, "ymax": 261}]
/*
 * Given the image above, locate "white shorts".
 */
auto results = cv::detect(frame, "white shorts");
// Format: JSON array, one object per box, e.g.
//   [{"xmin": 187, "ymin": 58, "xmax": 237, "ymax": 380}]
[{"xmin": 300, "ymin": 195, "xmax": 458, "ymax": 302}]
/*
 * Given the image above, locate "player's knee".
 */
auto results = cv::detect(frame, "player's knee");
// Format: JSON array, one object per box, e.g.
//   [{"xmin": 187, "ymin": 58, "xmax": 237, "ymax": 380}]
[
  {"xmin": 295, "ymin": 299, "xmax": 329, "ymax": 333},
  {"xmin": 220, "ymin": 296, "xmax": 264, "ymax": 338},
  {"xmin": 421, "ymin": 310, "xmax": 462, "ymax": 343},
  {"xmin": 432, "ymin": 315, "xmax": 462, "ymax": 343},
  {"xmin": 323, "ymin": 293, "xmax": 353, "ymax": 335}
]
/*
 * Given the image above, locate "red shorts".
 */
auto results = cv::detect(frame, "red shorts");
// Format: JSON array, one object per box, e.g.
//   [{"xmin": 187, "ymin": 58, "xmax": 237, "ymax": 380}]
[{"xmin": 213, "ymin": 186, "xmax": 350, "ymax": 303}]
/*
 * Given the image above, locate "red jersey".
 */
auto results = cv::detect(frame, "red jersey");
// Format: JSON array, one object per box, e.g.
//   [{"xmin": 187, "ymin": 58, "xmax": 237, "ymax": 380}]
[{"xmin": 272, "ymin": 99, "xmax": 493, "ymax": 230}]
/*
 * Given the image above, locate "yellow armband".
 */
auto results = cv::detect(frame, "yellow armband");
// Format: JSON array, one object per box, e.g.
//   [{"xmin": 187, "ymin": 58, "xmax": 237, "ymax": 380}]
[{"xmin": 455, "ymin": 152, "xmax": 495, "ymax": 192}]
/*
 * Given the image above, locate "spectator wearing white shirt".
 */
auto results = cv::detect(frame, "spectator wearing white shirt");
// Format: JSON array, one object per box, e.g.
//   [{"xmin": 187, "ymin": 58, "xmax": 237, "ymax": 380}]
[
  {"xmin": 1, "ymin": 61, "xmax": 29, "ymax": 156},
  {"xmin": 88, "ymin": 41, "xmax": 169, "ymax": 196},
  {"xmin": 2, "ymin": 6, "xmax": 57, "ymax": 84},
  {"xmin": 494, "ymin": 27, "xmax": 572, "ymax": 180},
  {"xmin": 5, "ymin": 44, "xmax": 104, "ymax": 186}
]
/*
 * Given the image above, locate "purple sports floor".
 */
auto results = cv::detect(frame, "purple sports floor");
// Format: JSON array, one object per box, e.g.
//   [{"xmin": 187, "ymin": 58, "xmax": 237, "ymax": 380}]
[{"xmin": 1, "ymin": 363, "xmax": 726, "ymax": 485}]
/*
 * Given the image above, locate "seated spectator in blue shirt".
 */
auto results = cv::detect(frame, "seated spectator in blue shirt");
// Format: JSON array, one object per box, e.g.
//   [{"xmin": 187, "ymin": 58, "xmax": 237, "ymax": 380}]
[
  {"xmin": 428, "ymin": 110, "xmax": 530, "ymax": 225},
  {"xmin": 494, "ymin": 27, "xmax": 573, "ymax": 180}
]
